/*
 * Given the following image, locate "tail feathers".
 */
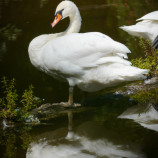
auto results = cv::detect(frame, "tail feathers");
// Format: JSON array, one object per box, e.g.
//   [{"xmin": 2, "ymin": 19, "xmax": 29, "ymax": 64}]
[
  {"xmin": 113, "ymin": 40, "xmax": 131, "ymax": 54},
  {"xmin": 120, "ymin": 25, "xmax": 147, "ymax": 34},
  {"xmin": 120, "ymin": 67, "xmax": 149, "ymax": 81},
  {"xmin": 120, "ymin": 25, "xmax": 149, "ymax": 40}
]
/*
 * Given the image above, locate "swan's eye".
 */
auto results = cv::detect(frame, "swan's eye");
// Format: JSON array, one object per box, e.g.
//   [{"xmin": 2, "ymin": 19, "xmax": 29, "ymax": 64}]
[{"xmin": 55, "ymin": 9, "xmax": 64, "ymax": 17}]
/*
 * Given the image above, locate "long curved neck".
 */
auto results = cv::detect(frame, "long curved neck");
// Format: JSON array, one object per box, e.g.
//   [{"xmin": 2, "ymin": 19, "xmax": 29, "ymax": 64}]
[{"xmin": 64, "ymin": 7, "xmax": 82, "ymax": 35}]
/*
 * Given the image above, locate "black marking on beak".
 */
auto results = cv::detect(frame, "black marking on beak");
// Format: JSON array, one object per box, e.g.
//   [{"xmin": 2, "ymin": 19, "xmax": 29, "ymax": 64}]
[{"xmin": 55, "ymin": 9, "xmax": 64, "ymax": 18}]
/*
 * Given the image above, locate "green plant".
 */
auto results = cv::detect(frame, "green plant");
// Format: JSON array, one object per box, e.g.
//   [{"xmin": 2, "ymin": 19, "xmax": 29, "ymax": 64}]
[
  {"xmin": 0, "ymin": 77, "xmax": 18, "ymax": 120},
  {"xmin": 0, "ymin": 77, "xmax": 41, "ymax": 122},
  {"xmin": 21, "ymin": 85, "xmax": 40, "ymax": 111},
  {"xmin": 131, "ymin": 38, "xmax": 158, "ymax": 77}
]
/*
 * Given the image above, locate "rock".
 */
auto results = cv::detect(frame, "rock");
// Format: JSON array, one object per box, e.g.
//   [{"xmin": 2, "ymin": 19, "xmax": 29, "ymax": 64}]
[
  {"xmin": 31, "ymin": 103, "xmax": 83, "ymax": 119},
  {"xmin": 144, "ymin": 77, "xmax": 158, "ymax": 85},
  {"xmin": 116, "ymin": 77, "xmax": 158, "ymax": 96}
]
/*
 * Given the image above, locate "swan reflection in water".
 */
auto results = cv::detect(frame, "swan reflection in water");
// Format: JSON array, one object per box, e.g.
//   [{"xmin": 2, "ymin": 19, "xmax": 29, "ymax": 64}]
[
  {"xmin": 119, "ymin": 104, "xmax": 158, "ymax": 132},
  {"xmin": 26, "ymin": 111, "xmax": 145, "ymax": 158}
]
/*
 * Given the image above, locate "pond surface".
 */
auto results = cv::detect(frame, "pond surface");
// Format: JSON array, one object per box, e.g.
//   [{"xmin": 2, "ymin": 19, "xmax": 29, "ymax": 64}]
[{"xmin": 0, "ymin": 0, "xmax": 158, "ymax": 158}]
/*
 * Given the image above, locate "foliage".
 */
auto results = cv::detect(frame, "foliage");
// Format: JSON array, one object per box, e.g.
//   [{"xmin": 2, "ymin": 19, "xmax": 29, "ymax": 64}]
[
  {"xmin": 20, "ymin": 85, "xmax": 41, "ymax": 118},
  {"xmin": 131, "ymin": 38, "xmax": 158, "ymax": 77},
  {"xmin": 0, "ymin": 77, "xmax": 18, "ymax": 120},
  {"xmin": 0, "ymin": 77, "xmax": 41, "ymax": 122}
]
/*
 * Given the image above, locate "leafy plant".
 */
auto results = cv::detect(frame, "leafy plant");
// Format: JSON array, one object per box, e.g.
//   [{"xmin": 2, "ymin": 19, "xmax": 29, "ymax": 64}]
[
  {"xmin": 129, "ymin": 39, "xmax": 158, "ymax": 108},
  {"xmin": 0, "ymin": 77, "xmax": 41, "ymax": 122},
  {"xmin": 131, "ymin": 38, "xmax": 158, "ymax": 77},
  {"xmin": 21, "ymin": 85, "xmax": 40, "ymax": 113},
  {"xmin": 0, "ymin": 77, "xmax": 18, "ymax": 120}
]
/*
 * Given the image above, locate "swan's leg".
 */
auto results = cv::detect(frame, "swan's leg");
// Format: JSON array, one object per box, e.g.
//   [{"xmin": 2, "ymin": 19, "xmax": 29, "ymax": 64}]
[
  {"xmin": 66, "ymin": 111, "xmax": 75, "ymax": 140},
  {"xmin": 68, "ymin": 111, "xmax": 73, "ymax": 131},
  {"xmin": 68, "ymin": 86, "xmax": 74, "ymax": 106},
  {"xmin": 57, "ymin": 86, "xmax": 80, "ymax": 107}
]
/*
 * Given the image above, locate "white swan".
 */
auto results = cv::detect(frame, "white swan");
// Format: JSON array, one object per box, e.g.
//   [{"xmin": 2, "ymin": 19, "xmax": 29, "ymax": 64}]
[
  {"xmin": 120, "ymin": 11, "xmax": 158, "ymax": 48},
  {"xmin": 28, "ymin": 0, "xmax": 148, "ymax": 106}
]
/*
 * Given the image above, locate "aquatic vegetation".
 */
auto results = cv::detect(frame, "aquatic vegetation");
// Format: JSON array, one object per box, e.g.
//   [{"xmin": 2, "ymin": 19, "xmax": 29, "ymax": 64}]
[
  {"xmin": 0, "ymin": 77, "xmax": 18, "ymax": 120},
  {"xmin": 0, "ymin": 77, "xmax": 41, "ymax": 122},
  {"xmin": 131, "ymin": 38, "xmax": 158, "ymax": 77}
]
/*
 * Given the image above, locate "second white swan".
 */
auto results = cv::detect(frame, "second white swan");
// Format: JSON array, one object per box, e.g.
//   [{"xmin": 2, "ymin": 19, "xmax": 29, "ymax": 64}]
[{"xmin": 120, "ymin": 11, "xmax": 158, "ymax": 46}]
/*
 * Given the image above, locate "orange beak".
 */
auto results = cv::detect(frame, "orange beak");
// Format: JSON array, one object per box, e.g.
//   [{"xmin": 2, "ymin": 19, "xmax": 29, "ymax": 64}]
[{"xmin": 51, "ymin": 13, "xmax": 62, "ymax": 28}]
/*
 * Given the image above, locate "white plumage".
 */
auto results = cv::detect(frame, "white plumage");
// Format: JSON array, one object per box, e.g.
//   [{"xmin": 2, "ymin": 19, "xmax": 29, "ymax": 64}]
[
  {"xmin": 120, "ymin": 11, "xmax": 158, "ymax": 42},
  {"xmin": 28, "ymin": 0, "xmax": 148, "ymax": 106}
]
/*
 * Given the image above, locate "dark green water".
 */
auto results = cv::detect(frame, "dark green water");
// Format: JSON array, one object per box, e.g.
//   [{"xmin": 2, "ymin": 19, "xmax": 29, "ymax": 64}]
[{"xmin": 0, "ymin": 0, "xmax": 158, "ymax": 158}]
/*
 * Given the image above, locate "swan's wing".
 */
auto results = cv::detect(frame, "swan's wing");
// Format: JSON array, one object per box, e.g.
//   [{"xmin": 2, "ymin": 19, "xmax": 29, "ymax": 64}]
[
  {"xmin": 42, "ymin": 32, "xmax": 131, "ymax": 76},
  {"xmin": 137, "ymin": 11, "xmax": 158, "ymax": 21}
]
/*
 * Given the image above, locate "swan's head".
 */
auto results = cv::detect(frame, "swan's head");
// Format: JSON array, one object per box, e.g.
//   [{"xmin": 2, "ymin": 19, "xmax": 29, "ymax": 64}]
[{"xmin": 51, "ymin": 0, "xmax": 79, "ymax": 27}]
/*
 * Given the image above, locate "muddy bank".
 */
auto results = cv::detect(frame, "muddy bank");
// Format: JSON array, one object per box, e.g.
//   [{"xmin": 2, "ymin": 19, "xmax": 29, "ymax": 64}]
[{"xmin": 30, "ymin": 102, "xmax": 93, "ymax": 120}]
